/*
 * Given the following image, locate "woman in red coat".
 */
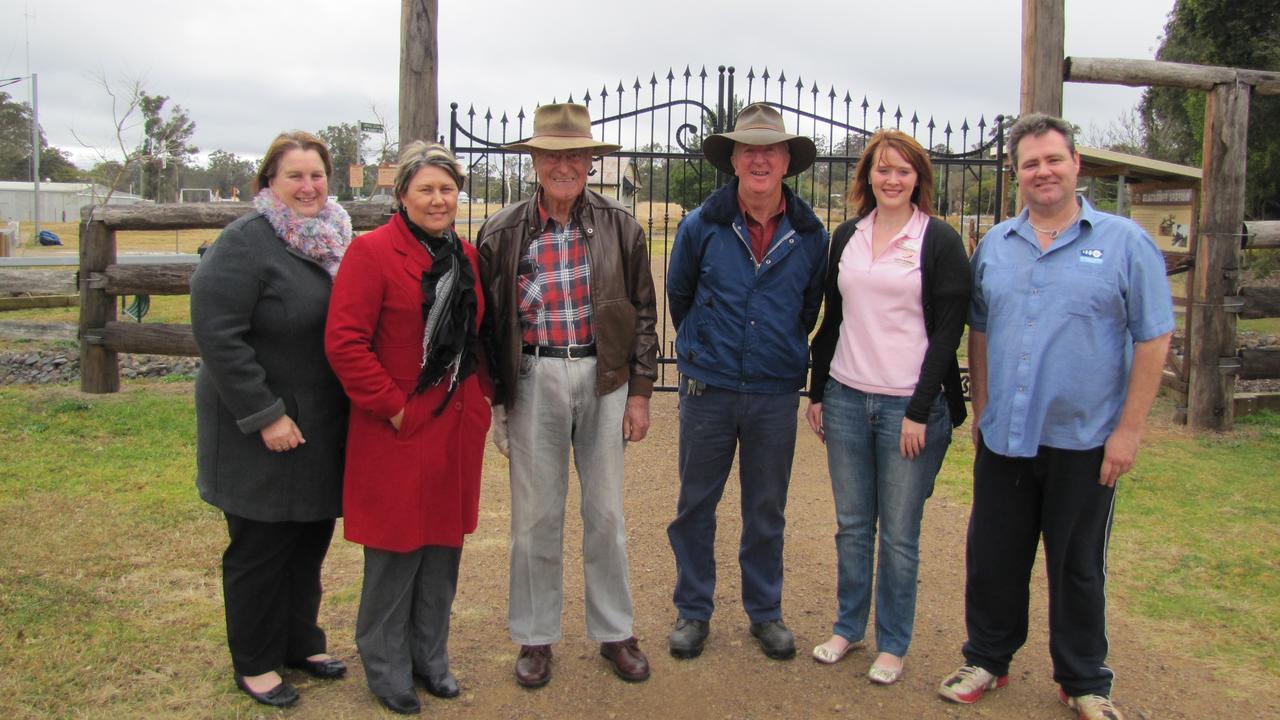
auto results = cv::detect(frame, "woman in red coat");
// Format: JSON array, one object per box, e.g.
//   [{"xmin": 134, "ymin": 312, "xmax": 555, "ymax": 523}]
[{"xmin": 325, "ymin": 141, "xmax": 492, "ymax": 716}]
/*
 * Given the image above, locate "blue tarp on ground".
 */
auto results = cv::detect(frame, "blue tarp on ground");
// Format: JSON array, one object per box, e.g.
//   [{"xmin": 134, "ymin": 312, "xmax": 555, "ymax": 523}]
[{"xmin": 37, "ymin": 230, "xmax": 62, "ymax": 246}]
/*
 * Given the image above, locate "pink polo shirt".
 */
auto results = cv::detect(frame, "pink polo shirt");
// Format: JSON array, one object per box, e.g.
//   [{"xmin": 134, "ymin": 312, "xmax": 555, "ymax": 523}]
[{"xmin": 829, "ymin": 207, "xmax": 929, "ymax": 397}]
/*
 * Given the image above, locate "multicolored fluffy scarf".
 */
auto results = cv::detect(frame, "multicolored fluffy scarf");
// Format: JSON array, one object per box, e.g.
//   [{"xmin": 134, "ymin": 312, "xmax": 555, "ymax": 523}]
[{"xmin": 254, "ymin": 188, "xmax": 353, "ymax": 276}]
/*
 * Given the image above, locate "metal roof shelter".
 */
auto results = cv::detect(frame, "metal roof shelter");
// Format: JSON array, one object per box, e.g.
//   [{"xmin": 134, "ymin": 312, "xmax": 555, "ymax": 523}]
[{"xmin": 1076, "ymin": 146, "xmax": 1201, "ymax": 216}]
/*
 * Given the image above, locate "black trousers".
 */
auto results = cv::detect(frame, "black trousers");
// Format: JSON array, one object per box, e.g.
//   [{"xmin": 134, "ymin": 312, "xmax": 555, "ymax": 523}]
[
  {"xmin": 222, "ymin": 513, "xmax": 335, "ymax": 676},
  {"xmin": 961, "ymin": 442, "xmax": 1117, "ymax": 697}
]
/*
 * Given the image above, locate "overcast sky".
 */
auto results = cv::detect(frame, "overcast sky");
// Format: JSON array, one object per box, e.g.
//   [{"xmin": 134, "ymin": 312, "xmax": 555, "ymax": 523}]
[{"xmin": 1, "ymin": 0, "xmax": 1174, "ymax": 168}]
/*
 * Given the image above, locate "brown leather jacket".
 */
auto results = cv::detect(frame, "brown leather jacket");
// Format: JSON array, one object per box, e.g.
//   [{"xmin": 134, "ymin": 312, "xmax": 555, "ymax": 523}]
[{"xmin": 476, "ymin": 188, "xmax": 658, "ymax": 410}]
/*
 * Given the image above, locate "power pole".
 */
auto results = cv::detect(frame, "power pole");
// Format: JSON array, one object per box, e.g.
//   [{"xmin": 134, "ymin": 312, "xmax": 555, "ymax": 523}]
[{"xmin": 399, "ymin": 0, "xmax": 439, "ymax": 150}]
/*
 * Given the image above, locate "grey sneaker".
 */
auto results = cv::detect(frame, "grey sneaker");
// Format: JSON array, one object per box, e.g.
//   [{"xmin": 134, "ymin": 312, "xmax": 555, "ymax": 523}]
[
  {"xmin": 749, "ymin": 619, "xmax": 796, "ymax": 660},
  {"xmin": 938, "ymin": 663, "xmax": 1009, "ymax": 704},
  {"xmin": 1059, "ymin": 689, "xmax": 1125, "ymax": 720}
]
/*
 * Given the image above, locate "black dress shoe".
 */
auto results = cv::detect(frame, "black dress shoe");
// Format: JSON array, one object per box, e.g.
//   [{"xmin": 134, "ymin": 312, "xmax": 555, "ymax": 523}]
[
  {"xmin": 668, "ymin": 618, "xmax": 710, "ymax": 659},
  {"xmin": 415, "ymin": 670, "xmax": 460, "ymax": 699},
  {"xmin": 750, "ymin": 619, "xmax": 796, "ymax": 660},
  {"xmin": 234, "ymin": 674, "xmax": 299, "ymax": 708},
  {"xmin": 286, "ymin": 656, "xmax": 348, "ymax": 679},
  {"xmin": 377, "ymin": 690, "xmax": 421, "ymax": 715}
]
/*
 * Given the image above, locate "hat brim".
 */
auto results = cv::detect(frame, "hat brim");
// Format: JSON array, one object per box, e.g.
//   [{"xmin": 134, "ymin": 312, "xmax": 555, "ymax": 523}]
[
  {"xmin": 503, "ymin": 136, "xmax": 622, "ymax": 155},
  {"xmin": 702, "ymin": 131, "xmax": 817, "ymax": 178}
]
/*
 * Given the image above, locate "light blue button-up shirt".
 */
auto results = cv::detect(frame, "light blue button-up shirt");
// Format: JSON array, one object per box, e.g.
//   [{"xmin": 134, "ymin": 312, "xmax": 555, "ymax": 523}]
[{"xmin": 969, "ymin": 198, "xmax": 1175, "ymax": 457}]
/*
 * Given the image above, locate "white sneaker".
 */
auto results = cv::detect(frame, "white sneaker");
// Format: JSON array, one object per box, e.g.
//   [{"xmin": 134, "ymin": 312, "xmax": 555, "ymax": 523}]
[
  {"xmin": 1059, "ymin": 689, "xmax": 1125, "ymax": 720},
  {"xmin": 937, "ymin": 663, "xmax": 1009, "ymax": 704}
]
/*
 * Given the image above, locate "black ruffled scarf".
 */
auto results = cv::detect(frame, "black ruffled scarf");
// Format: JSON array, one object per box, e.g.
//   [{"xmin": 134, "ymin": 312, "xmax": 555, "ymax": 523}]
[{"xmin": 400, "ymin": 209, "xmax": 479, "ymax": 415}]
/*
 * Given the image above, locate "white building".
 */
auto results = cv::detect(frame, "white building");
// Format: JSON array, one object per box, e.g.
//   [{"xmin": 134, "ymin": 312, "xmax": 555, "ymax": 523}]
[{"xmin": 0, "ymin": 181, "xmax": 147, "ymax": 223}]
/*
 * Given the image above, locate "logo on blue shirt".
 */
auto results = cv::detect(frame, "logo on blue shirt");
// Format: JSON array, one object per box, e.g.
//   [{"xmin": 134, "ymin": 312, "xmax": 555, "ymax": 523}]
[{"xmin": 1079, "ymin": 248, "xmax": 1104, "ymax": 264}]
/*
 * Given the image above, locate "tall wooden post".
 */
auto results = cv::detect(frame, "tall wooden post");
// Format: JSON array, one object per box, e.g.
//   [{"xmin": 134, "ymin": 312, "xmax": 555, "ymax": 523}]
[
  {"xmin": 79, "ymin": 220, "xmax": 119, "ymax": 393},
  {"xmin": 1021, "ymin": 0, "xmax": 1065, "ymax": 117},
  {"xmin": 400, "ymin": 0, "xmax": 439, "ymax": 149},
  {"xmin": 1187, "ymin": 82, "xmax": 1250, "ymax": 430}
]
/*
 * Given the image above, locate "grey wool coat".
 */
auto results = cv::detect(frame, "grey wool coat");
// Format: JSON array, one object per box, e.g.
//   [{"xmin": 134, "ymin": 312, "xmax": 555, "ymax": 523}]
[{"xmin": 190, "ymin": 212, "xmax": 347, "ymax": 522}]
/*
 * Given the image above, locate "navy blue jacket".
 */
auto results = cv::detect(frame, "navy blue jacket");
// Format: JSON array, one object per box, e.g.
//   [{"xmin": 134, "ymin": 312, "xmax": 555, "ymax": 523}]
[{"xmin": 668, "ymin": 179, "xmax": 829, "ymax": 393}]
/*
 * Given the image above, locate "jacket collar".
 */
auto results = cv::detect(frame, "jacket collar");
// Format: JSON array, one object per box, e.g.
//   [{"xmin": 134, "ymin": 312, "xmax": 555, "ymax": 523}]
[{"xmin": 700, "ymin": 177, "xmax": 824, "ymax": 234}]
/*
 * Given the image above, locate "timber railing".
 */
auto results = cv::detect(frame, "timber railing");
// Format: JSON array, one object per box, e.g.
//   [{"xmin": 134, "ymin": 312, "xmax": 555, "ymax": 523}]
[{"xmin": 77, "ymin": 202, "xmax": 393, "ymax": 394}]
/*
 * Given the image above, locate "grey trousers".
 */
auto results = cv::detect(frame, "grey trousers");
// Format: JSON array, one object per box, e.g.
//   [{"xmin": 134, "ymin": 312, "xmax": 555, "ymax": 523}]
[
  {"xmin": 355, "ymin": 545, "xmax": 461, "ymax": 696},
  {"xmin": 507, "ymin": 354, "xmax": 634, "ymax": 645}
]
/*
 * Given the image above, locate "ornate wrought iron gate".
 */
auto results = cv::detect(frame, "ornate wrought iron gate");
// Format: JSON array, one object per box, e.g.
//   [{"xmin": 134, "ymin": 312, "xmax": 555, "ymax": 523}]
[{"xmin": 450, "ymin": 65, "xmax": 1006, "ymax": 390}]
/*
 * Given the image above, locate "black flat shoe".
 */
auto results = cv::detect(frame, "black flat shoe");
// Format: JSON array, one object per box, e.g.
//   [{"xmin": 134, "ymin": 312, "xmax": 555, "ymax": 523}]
[
  {"xmin": 415, "ymin": 670, "xmax": 460, "ymax": 698},
  {"xmin": 234, "ymin": 674, "xmax": 299, "ymax": 708},
  {"xmin": 286, "ymin": 656, "xmax": 348, "ymax": 679},
  {"xmin": 377, "ymin": 690, "xmax": 421, "ymax": 715}
]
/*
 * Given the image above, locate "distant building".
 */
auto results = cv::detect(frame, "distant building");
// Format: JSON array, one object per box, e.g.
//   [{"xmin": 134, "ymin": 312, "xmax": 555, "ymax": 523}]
[{"xmin": 0, "ymin": 181, "xmax": 147, "ymax": 223}]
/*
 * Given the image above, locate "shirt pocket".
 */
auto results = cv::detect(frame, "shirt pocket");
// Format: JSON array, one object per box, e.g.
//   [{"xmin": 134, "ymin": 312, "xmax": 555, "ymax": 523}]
[{"xmin": 1060, "ymin": 269, "xmax": 1119, "ymax": 319}]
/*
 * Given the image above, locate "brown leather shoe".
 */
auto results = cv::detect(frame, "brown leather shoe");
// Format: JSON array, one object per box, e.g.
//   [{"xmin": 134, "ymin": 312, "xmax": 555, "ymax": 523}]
[
  {"xmin": 515, "ymin": 644, "xmax": 552, "ymax": 688},
  {"xmin": 600, "ymin": 637, "xmax": 651, "ymax": 682}
]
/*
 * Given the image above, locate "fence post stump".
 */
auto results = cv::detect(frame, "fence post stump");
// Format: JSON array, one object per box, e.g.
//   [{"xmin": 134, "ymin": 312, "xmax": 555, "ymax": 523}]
[
  {"xmin": 79, "ymin": 219, "xmax": 119, "ymax": 393},
  {"xmin": 1187, "ymin": 82, "xmax": 1250, "ymax": 431}
]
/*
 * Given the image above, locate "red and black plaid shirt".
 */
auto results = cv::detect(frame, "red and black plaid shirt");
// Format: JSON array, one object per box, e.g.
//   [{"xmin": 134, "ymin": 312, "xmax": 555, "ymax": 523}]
[{"xmin": 517, "ymin": 195, "xmax": 594, "ymax": 347}]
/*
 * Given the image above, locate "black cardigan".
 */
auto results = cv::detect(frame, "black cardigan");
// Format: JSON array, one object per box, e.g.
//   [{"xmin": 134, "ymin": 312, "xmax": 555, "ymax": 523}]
[{"xmin": 808, "ymin": 215, "xmax": 972, "ymax": 427}]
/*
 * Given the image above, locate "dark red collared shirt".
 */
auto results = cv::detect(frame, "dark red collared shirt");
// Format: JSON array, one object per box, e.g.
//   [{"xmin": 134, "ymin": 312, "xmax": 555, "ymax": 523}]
[
  {"xmin": 737, "ymin": 194, "xmax": 787, "ymax": 263},
  {"xmin": 517, "ymin": 193, "xmax": 594, "ymax": 347}
]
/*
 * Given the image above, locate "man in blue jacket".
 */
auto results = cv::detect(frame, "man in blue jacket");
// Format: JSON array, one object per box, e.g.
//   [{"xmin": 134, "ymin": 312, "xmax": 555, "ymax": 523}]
[{"xmin": 665, "ymin": 103, "xmax": 828, "ymax": 661}]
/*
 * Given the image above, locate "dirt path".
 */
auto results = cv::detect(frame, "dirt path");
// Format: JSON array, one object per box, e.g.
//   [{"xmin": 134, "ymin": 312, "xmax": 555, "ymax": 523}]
[{"xmin": 286, "ymin": 393, "xmax": 1277, "ymax": 719}]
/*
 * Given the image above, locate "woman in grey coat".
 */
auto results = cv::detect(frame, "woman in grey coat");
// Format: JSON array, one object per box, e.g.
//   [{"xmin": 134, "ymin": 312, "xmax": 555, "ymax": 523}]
[{"xmin": 190, "ymin": 130, "xmax": 352, "ymax": 708}]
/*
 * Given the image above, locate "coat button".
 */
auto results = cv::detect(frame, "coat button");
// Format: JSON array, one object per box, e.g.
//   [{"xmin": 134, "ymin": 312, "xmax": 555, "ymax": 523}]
[{"xmin": 454, "ymin": 401, "xmax": 462, "ymax": 411}]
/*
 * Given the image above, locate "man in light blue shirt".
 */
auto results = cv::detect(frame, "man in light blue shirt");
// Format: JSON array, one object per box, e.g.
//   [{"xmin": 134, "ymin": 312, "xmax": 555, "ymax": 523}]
[{"xmin": 938, "ymin": 114, "xmax": 1173, "ymax": 720}]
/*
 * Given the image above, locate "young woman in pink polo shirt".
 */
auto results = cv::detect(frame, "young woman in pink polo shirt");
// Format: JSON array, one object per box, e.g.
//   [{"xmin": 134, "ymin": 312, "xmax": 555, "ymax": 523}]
[{"xmin": 805, "ymin": 130, "xmax": 971, "ymax": 685}]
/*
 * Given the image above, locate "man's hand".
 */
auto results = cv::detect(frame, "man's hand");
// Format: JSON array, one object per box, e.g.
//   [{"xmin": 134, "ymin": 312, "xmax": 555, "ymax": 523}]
[
  {"xmin": 1099, "ymin": 426, "xmax": 1140, "ymax": 487},
  {"xmin": 805, "ymin": 402, "xmax": 825, "ymax": 443},
  {"xmin": 491, "ymin": 404, "xmax": 510, "ymax": 457},
  {"xmin": 623, "ymin": 396, "xmax": 650, "ymax": 442}
]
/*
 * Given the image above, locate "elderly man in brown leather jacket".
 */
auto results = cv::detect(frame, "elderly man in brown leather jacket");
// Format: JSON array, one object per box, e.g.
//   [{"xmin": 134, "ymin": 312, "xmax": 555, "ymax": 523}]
[{"xmin": 476, "ymin": 103, "xmax": 658, "ymax": 690}]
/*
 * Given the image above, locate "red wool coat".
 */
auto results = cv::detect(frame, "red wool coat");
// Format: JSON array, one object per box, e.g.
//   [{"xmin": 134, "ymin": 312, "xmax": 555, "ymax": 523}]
[{"xmin": 325, "ymin": 213, "xmax": 492, "ymax": 552}]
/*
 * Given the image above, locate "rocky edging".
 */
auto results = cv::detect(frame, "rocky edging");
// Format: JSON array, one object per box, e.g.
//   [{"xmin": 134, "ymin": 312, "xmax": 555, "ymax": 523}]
[{"xmin": 0, "ymin": 349, "xmax": 200, "ymax": 385}]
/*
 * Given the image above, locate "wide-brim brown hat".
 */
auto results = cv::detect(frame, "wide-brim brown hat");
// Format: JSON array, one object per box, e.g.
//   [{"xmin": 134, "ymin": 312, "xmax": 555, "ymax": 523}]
[
  {"xmin": 702, "ymin": 102, "xmax": 817, "ymax": 178},
  {"xmin": 503, "ymin": 103, "xmax": 622, "ymax": 155}
]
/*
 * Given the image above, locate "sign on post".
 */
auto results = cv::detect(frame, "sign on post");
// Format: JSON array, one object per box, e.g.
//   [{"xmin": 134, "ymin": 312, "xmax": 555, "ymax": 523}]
[
  {"xmin": 349, "ymin": 164, "xmax": 364, "ymax": 190},
  {"xmin": 1129, "ymin": 183, "xmax": 1197, "ymax": 256},
  {"xmin": 360, "ymin": 122, "xmax": 384, "ymax": 133},
  {"xmin": 377, "ymin": 164, "xmax": 397, "ymax": 188}
]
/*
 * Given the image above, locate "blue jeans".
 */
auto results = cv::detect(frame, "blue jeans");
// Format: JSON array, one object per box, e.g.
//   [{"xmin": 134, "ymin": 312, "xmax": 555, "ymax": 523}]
[
  {"xmin": 668, "ymin": 381, "xmax": 799, "ymax": 623},
  {"xmin": 821, "ymin": 380, "xmax": 952, "ymax": 656}
]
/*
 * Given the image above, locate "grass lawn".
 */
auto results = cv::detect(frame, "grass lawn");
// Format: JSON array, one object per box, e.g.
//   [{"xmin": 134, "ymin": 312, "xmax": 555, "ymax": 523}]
[{"xmin": 0, "ymin": 381, "xmax": 1275, "ymax": 718}]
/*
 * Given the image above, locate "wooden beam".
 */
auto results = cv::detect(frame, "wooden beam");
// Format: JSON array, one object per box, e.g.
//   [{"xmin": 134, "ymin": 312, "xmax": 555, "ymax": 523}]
[
  {"xmin": 79, "ymin": 221, "xmax": 120, "ymax": 393},
  {"xmin": 101, "ymin": 321, "xmax": 199, "ymax": 356},
  {"xmin": 1234, "ymin": 392, "xmax": 1280, "ymax": 417},
  {"xmin": 0, "ymin": 269, "xmax": 76, "ymax": 296},
  {"xmin": 0, "ymin": 295, "xmax": 77, "ymax": 311},
  {"xmin": 1244, "ymin": 220, "xmax": 1280, "ymax": 249},
  {"xmin": 1240, "ymin": 286, "xmax": 1280, "ymax": 319},
  {"xmin": 400, "ymin": 0, "xmax": 439, "ymax": 148},
  {"xmin": 82, "ymin": 201, "xmax": 394, "ymax": 231},
  {"xmin": 1021, "ymin": 0, "xmax": 1065, "ymax": 117},
  {"xmin": 1239, "ymin": 348, "xmax": 1280, "ymax": 380},
  {"xmin": 87, "ymin": 263, "xmax": 195, "ymax": 296},
  {"xmin": 0, "ymin": 320, "xmax": 75, "ymax": 341},
  {"xmin": 1065, "ymin": 57, "xmax": 1280, "ymax": 95},
  {"xmin": 1186, "ymin": 83, "xmax": 1251, "ymax": 431}
]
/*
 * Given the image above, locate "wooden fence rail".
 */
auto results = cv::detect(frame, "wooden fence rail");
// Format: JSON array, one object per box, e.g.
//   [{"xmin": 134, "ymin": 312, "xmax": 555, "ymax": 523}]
[{"xmin": 77, "ymin": 202, "xmax": 394, "ymax": 393}]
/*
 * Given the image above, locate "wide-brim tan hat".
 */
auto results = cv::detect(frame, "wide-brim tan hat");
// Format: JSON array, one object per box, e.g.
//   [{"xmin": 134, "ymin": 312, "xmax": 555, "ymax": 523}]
[
  {"xmin": 702, "ymin": 102, "xmax": 817, "ymax": 178},
  {"xmin": 503, "ymin": 103, "xmax": 622, "ymax": 155}
]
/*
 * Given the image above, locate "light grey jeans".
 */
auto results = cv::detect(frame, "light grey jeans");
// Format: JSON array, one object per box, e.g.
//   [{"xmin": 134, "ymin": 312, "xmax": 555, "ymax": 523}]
[{"xmin": 506, "ymin": 354, "xmax": 633, "ymax": 645}]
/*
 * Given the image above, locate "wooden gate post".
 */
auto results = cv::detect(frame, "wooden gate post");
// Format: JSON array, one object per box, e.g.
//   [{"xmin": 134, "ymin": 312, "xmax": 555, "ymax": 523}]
[
  {"xmin": 1187, "ymin": 81, "xmax": 1250, "ymax": 430},
  {"xmin": 1021, "ymin": 0, "xmax": 1065, "ymax": 117},
  {"xmin": 400, "ymin": 0, "xmax": 439, "ymax": 148},
  {"xmin": 79, "ymin": 219, "xmax": 119, "ymax": 393}
]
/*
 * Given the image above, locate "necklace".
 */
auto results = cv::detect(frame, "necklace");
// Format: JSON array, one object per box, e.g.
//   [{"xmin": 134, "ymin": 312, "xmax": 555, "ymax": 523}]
[{"xmin": 1028, "ymin": 207, "xmax": 1081, "ymax": 239}]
